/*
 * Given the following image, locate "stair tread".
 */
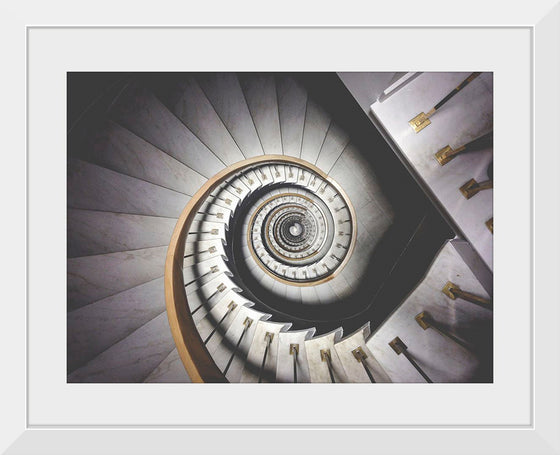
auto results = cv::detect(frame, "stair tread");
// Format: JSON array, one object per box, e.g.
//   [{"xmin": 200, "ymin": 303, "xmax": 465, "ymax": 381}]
[
  {"xmin": 165, "ymin": 76, "xmax": 246, "ymax": 165},
  {"xmin": 73, "ymin": 121, "xmax": 207, "ymax": 196},
  {"xmin": 109, "ymin": 84, "xmax": 225, "ymax": 178},
  {"xmin": 68, "ymin": 245, "xmax": 167, "ymax": 311},
  {"xmin": 68, "ymin": 159, "xmax": 189, "ymax": 218},
  {"xmin": 197, "ymin": 73, "xmax": 264, "ymax": 158},
  {"xmin": 144, "ymin": 348, "xmax": 192, "ymax": 383},
  {"xmin": 67, "ymin": 277, "xmax": 166, "ymax": 374},
  {"xmin": 276, "ymin": 328, "xmax": 316, "ymax": 383},
  {"xmin": 68, "ymin": 312, "xmax": 175, "ymax": 383},
  {"xmin": 239, "ymin": 73, "xmax": 283, "ymax": 156},
  {"xmin": 277, "ymin": 76, "xmax": 307, "ymax": 158},
  {"xmin": 68, "ymin": 209, "xmax": 176, "ymax": 258},
  {"xmin": 301, "ymin": 98, "xmax": 331, "ymax": 165}
]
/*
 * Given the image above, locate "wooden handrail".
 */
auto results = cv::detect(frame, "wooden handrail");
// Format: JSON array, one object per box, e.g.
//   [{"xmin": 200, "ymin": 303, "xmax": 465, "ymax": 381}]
[{"xmin": 164, "ymin": 155, "xmax": 356, "ymax": 383}]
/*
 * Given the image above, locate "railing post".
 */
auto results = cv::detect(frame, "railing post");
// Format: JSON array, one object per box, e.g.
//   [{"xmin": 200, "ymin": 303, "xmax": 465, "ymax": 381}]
[
  {"xmin": 223, "ymin": 317, "xmax": 252, "ymax": 376},
  {"xmin": 290, "ymin": 344, "xmax": 299, "ymax": 383},
  {"xmin": 320, "ymin": 349, "xmax": 336, "ymax": 383},
  {"xmin": 459, "ymin": 178, "xmax": 493, "ymax": 199},
  {"xmin": 415, "ymin": 311, "xmax": 472, "ymax": 352},
  {"xmin": 442, "ymin": 281, "xmax": 493, "ymax": 310},
  {"xmin": 257, "ymin": 332, "xmax": 274, "ymax": 383},
  {"xmin": 389, "ymin": 336, "xmax": 433, "ymax": 383},
  {"xmin": 352, "ymin": 346, "xmax": 376, "ymax": 383},
  {"xmin": 203, "ymin": 301, "xmax": 237, "ymax": 345},
  {"xmin": 435, "ymin": 131, "xmax": 493, "ymax": 165},
  {"xmin": 409, "ymin": 72, "xmax": 481, "ymax": 133}
]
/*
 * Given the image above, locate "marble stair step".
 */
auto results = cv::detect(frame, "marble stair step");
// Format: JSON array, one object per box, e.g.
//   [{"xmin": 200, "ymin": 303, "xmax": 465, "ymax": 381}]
[
  {"xmin": 67, "ymin": 245, "xmax": 167, "ymax": 311},
  {"xmin": 224, "ymin": 175, "xmax": 252, "ymax": 200},
  {"xmin": 305, "ymin": 327, "xmax": 349, "ymax": 383},
  {"xmin": 197, "ymin": 73, "xmax": 264, "ymax": 158},
  {"xmin": 313, "ymin": 282, "xmax": 340, "ymax": 305},
  {"xmin": 276, "ymin": 75, "xmax": 307, "ymax": 158},
  {"xmin": 186, "ymin": 220, "xmax": 227, "ymax": 242},
  {"xmin": 109, "ymin": 83, "xmax": 225, "ymax": 178},
  {"xmin": 315, "ymin": 121, "xmax": 350, "ymax": 174},
  {"xmin": 144, "ymin": 348, "xmax": 192, "ymax": 383},
  {"xmin": 210, "ymin": 306, "xmax": 271, "ymax": 382},
  {"xmin": 235, "ymin": 169, "xmax": 263, "ymax": 193},
  {"xmin": 72, "ymin": 120, "xmax": 207, "ymax": 196},
  {"xmin": 67, "ymin": 311, "xmax": 175, "ymax": 383},
  {"xmin": 188, "ymin": 286, "xmax": 244, "ymax": 326},
  {"xmin": 162, "ymin": 75, "xmax": 245, "ymax": 165},
  {"xmin": 300, "ymin": 98, "xmax": 331, "ymax": 165},
  {"xmin": 239, "ymin": 73, "xmax": 283, "ymax": 156},
  {"xmin": 185, "ymin": 274, "xmax": 242, "ymax": 316},
  {"xmin": 240, "ymin": 320, "xmax": 292, "ymax": 383},
  {"xmin": 68, "ymin": 209, "xmax": 176, "ymax": 257},
  {"xmin": 210, "ymin": 185, "xmax": 241, "ymax": 213},
  {"xmin": 276, "ymin": 328, "xmax": 316, "ymax": 383},
  {"xmin": 182, "ymin": 255, "xmax": 231, "ymax": 290},
  {"xmin": 68, "ymin": 158, "xmax": 188, "ymax": 218},
  {"xmin": 183, "ymin": 239, "xmax": 226, "ymax": 267},
  {"xmin": 334, "ymin": 323, "xmax": 392, "ymax": 383},
  {"xmin": 67, "ymin": 276, "xmax": 166, "ymax": 374},
  {"xmin": 196, "ymin": 298, "xmax": 253, "ymax": 354}
]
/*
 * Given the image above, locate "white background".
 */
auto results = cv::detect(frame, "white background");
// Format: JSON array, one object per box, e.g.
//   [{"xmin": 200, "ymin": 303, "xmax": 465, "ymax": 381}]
[{"xmin": 1, "ymin": 0, "xmax": 559, "ymax": 452}]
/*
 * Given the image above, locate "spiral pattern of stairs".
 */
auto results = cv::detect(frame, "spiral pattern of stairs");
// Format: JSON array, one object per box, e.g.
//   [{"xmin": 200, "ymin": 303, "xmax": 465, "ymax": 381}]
[{"xmin": 67, "ymin": 72, "xmax": 491, "ymax": 383}]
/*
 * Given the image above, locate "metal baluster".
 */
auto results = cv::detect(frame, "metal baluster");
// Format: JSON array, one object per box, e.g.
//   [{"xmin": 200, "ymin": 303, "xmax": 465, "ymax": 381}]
[
  {"xmin": 352, "ymin": 347, "xmax": 376, "ymax": 383},
  {"xmin": 415, "ymin": 311, "xmax": 472, "ymax": 352},
  {"xmin": 409, "ymin": 72, "xmax": 481, "ymax": 133},
  {"xmin": 257, "ymin": 332, "xmax": 274, "ymax": 383},
  {"xmin": 320, "ymin": 349, "xmax": 336, "ymax": 383},
  {"xmin": 442, "ymin": 281, "xmax": 493, "ymax": 310},
  {"xmin": 435, "ymin": 131, "xmax": 493, "ymax": 165},
  {"xmin": 223, "ymin": 317, "xmax": 252, "ymax": 376},
  {"xmin": 459, "ymin": 178, "xmax": 493, "ymax": 199},
  {"xmin": 290, "ymin": 344, "xmax": 299, "ymax": 383},
  {"xmin": 389, "ymin": 337, "xmax": 433, "ymax": 383},
  {"xmin": 191, "ymin": 282, "xmax": 227, "ymax": 314},
  {"xmin": 203, "ymin": 302, "xmax": 237, "ymax": 344}
]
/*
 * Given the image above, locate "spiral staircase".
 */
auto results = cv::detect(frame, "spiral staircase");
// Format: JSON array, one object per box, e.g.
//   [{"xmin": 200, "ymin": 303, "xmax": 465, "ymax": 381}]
[{"xmin": 67, "ymin": 72, "xmax": 493, "ymax": 383}]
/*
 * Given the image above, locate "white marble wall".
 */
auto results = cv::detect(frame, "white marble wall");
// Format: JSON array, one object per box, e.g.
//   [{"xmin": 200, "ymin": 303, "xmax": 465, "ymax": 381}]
[
  {"xmin": 276, "ymin": 328, "xmax": 315, "ymax": 383},
  {"xmin": 240, "ymin": 320, "xmax": 291, "ymax": 383}
]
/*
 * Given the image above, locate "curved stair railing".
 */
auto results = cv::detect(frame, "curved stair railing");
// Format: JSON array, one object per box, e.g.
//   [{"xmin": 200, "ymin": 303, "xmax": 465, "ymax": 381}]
[{"xmin": 165, "ymin": 155, "xmax": 357, "ymax": 383}]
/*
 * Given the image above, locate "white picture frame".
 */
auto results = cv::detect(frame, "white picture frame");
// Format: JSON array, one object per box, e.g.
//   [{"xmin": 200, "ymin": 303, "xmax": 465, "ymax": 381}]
[{"xmin": 2, "ymin": 1, "xmax": 559, "ymax": 453}]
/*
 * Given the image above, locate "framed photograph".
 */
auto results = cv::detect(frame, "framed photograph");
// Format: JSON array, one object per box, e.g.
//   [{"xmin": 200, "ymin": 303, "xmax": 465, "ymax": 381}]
[{"xmin": 2, "ymin": 1, "xmax": 559, "ymax": 453}]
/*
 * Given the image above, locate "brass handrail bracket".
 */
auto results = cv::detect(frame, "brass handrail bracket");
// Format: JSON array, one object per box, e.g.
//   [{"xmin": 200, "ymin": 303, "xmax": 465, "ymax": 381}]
[{"xmin": 460, "ymin": 178, "xmax": 493, "ymax": 199}]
